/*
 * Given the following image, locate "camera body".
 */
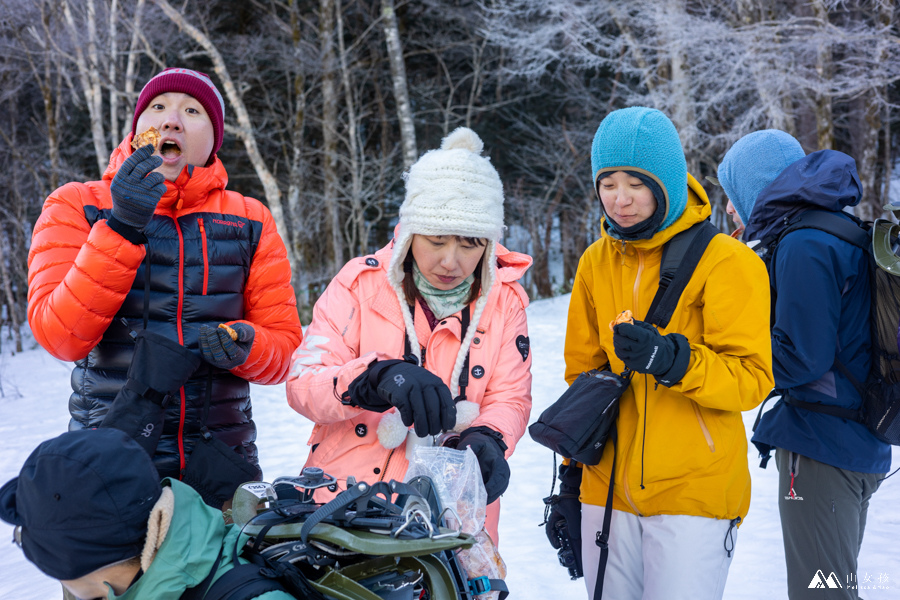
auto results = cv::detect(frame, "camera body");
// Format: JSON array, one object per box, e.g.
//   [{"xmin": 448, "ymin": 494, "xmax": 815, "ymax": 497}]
[{"xmin": 553, "ymin": 520, "xmax": 583, "ymax": 579}]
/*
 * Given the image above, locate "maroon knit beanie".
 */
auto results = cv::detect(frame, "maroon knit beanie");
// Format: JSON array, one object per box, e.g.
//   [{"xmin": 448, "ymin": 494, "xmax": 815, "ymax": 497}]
[{"xmin": 131, "ymin": 68, "xmax": 225, "ymax": 167}]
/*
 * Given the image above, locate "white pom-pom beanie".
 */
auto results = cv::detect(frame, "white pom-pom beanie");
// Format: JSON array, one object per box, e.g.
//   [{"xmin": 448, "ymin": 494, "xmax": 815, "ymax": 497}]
[{"xmin": 387, "ymin": 126, "xmax": 504, "ymax": 401}]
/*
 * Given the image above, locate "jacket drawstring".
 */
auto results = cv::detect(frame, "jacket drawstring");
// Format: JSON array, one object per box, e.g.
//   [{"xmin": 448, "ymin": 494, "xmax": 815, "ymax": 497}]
[
  {"xmin": 640, "ymin": 375, "xmax": 648, "ymax": 489},
  {"xmin": 724, "ymin": 517, "xmax": 740, "ymax": 557}
]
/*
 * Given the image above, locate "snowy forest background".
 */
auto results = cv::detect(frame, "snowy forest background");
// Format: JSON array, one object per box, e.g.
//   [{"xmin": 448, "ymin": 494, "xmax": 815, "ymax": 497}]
[{"xmin": 2, "ymin": 0, "xmax": 900, "ymax": 337}]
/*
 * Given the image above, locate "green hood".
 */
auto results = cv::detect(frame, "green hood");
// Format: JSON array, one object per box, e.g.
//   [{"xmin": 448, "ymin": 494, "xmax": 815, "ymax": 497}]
[{"xmin": 113, "ymin": 479, "xmax": 235, "ymax": 599}]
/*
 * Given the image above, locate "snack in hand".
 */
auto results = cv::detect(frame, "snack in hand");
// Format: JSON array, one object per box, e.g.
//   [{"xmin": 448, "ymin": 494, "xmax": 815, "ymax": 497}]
[
  {"xmin": 609, "ymin": 309, "xmax": 634, "ymax": 331},
  {"xmin": 218, "ymin": 323, "xmax": 239, "ymax": 341},
  {"xmin": 131, "ymin": 126, "xmax": 161, "ymax": 152}
]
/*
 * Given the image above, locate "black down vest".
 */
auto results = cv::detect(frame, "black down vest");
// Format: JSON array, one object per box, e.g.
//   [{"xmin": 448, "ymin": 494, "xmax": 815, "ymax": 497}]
[{"xmin": 70, "ymin": 207, "xmax": 263, "ymax": 480}]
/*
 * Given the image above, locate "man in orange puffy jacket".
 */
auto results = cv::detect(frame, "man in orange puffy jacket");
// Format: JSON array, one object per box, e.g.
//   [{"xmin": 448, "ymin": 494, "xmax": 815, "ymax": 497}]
[{"xmin": 27, "ymin": 68, "xmax": 303, "ymax": 489}]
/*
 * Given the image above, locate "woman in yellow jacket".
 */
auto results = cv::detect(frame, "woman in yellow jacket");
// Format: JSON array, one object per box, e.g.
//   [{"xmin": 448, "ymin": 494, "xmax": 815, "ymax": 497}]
[{"xmin": 557, "ymin": 107, "xmax": 774, "ymax": 600}]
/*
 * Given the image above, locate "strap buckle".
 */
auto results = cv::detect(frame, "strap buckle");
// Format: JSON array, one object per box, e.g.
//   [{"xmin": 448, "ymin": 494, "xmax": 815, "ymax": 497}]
[
  {"xmin": 595, "ymin": 531, "xmax": 609, "ymax": 549},
  {"xmin": 469, "ymin": 576, "xmax": 492, "ymax": 595}
]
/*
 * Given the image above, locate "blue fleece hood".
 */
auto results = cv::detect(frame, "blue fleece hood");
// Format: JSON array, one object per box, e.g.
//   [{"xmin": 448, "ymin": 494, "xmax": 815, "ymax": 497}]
[
  {"xmin": 591, "ymin": 107, "xmax": 687, "ymax": 233},
  {"xmin": 717, "ymin": 130, "xmax": 806, "ymax": 227},
  {"xmin": 743, "ymin": 149, "xmax": 862, "ymax": 241}
]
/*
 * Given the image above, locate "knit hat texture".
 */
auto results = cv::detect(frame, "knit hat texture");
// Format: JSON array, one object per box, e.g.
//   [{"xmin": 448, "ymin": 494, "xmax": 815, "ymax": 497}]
[
  {"xmin": 132, "ymin": 68, "xmax": 225, "ymax": 167},
  {"xmin": 591, "ymin": 107, "xmax": 687, "ymax": 233},
  {"xmin": 388, "ymin": 127, "xmax": 504, "ymax": 398},
  {"xmin": 0, "ymin": 429, "xmax": 161, "ymax": 580},
  {"xmin": 717, "ymin": 129, "xmax": 805, "ymax": 226}
]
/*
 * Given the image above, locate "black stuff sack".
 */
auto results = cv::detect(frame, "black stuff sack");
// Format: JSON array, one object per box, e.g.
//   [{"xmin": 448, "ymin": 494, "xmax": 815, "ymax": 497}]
[
  {"xmin": 181, "ymin": 431, "xmax": 261, "ymax": 509},
  {"xmin": 529, "ymin": 369, "xmax": 629, "ymax": 465}
]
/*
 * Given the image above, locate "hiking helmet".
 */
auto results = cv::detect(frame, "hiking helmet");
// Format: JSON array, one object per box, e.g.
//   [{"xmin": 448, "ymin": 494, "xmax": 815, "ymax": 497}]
[
  {"xmin": 591, "ymin": 107, "xmax": 687, "ymax": 235},
  {"xmin": 873, "ymin": 219, "xmax": 900, "ymax": 276}
]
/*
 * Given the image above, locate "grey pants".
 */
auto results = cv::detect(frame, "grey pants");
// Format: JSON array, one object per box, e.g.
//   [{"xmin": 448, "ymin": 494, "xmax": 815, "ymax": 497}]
[{"xmin": 775, "ymin": 449, "xmax": 883, "ymax": 600}]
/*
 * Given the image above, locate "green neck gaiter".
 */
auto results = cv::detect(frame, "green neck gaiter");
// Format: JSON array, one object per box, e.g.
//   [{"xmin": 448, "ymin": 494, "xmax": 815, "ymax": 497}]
[{"xmin": 412, "ymin": 262, "xmax": 474, "ymax": 320}]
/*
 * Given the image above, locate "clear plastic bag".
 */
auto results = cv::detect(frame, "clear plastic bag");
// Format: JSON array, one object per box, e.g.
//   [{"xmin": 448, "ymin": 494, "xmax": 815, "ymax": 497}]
[{"xmin": 406, "ymin": 446, "xmax": 506, "ymax": 599}]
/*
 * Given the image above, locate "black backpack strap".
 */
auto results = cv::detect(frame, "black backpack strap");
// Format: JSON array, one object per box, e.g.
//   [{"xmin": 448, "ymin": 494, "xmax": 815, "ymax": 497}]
[
  {"xmin": 180, "ymin": 548, "xmax": 223, "ymax": 600},
  {"xmin": 781, "ymin": 391, "xmax": 863, "ymax": 423},
  {"xmin": 299, "ymin": 481, "xmax": 370, "ymax": 543},
  {"xmin": 646, "ymin": 220, "xmax": 720, "ymax": 327},
  {"xmin": 468, "ymin": 575, "xmax": 509, "ymax": 599},
  {"xmin": 592, "ymin": 428, "xmax": 617, "ymax": 600},
  {"xmin": 198, "ymin": 562, "xmax": 291, "ymax": 600},
  {"xmin": 780, "ymin": 209, "xmax": 869, "ymax": 251}
]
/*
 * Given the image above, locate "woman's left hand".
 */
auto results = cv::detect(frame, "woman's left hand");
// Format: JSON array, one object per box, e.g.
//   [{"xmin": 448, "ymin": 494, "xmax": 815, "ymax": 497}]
[{"xmin": 458, "ymin": 426, "xmax": 510, "ymax": 504}]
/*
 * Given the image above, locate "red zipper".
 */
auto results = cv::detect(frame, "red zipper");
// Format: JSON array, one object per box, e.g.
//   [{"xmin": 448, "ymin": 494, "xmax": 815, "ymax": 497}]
[
  {"xmin": 198, "ymin": 218, "xmax": 209, "ymax": 295},
  {"xmin": 173, "ymin": 216, "xmax": 187, "ymax": 475}
]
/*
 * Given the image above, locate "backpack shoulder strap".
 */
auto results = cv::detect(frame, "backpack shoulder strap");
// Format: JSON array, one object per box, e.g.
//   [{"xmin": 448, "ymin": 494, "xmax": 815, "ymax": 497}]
[
  {"xmin": 779, "ymin": 209, "xmax": 869, "ymax": 250},
  {"xmin": 198, "ymin": 561, "xmax": 291, "ymax": 600},
  {"xmin": 646, "ymin": 220, "xmax": 720, "ymax": 328}
]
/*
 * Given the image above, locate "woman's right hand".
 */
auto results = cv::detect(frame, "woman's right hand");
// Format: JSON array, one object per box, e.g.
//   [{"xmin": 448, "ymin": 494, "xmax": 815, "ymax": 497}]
[{"xmin": 375, "ymin": 361, "xmax": 456, "ymax": 436}]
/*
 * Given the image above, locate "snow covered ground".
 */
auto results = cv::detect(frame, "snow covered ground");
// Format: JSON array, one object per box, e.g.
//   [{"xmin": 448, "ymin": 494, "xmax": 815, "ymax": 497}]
[{"xmin": 0, "ymin": 293, "xmax": 897, "ymax": 598}]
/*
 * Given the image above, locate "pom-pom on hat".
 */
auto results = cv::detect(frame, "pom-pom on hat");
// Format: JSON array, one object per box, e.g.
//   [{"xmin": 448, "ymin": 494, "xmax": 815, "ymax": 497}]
[
  {"xmin": 717, "ymin": 129, "xmax": 806, "ymax": 227},
  {"xmin": 132, "ymin": 68, "xmax": 225, "ymax": 167},
  {"xmin": 0, "ymin": 429, "xmax": 161, "ymax": 580},
  {"xmin": 591, "ymin": 107, "xmax": 688, "ymax": 234},
  {"xmin": 387, "ymin": 126, "xmax": 504, "ymax": 397}
]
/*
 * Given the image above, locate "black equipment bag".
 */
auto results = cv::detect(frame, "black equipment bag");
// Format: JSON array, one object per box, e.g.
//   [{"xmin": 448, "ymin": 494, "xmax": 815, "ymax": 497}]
[
  {"xmin": 182, "ymin": 375, "xmax": 262, "ymax": 508},
  {"xmin": 760, "ymin": 210, "xmax": 900, "ymax": 445},
  {"xmin": 528, "ymin": 220, "xmax": 720, "ymax": 464}
]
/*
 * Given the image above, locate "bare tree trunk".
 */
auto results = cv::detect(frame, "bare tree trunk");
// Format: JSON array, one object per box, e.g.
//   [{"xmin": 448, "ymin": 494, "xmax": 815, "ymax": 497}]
[
  {"xmin": 121, "ymin": 0, "xmax": 147, "ymax": 139},
  {"xmin": 381, "ymin": 0, "xmax": 417, "ymax": 168},
  {"xmin": 62, "ymin": 0, "xmax": 108, "ymax": 174},
  {"xmin": 812, "ymin": 0, "xmax": 833, "ymax": 150},
  {"xmin": 319, "ymin": 0, "xmax": 343, "ymax": 272},
  {"xmin": 0, "ymin": 231, "xmax": 22, "ymax": 354},
  {"xmin": 108, "ymin": 0, "xmax": 119, "ymax": 149},
  {"xmin": 336, "ymin": 0, "xmax": 365, "ymax": 256},
  {"xmin": 286, "ymin": 2, "xmax": 309, "ymax": 292},
  {"xmin": 152, "ymin": 0, "xmax": 299, "ymax": 279}
]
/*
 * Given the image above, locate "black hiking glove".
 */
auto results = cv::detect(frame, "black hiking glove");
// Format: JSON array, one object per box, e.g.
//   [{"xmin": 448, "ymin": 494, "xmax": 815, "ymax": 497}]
[
  {"xmin": 345, "ymin": 359, "xmax": 456, "ymax": 437},
  {"xmin": 101, "ymin": 329, "xmax": 202, "ymax": 456},
  {"xmin": 199, "ymin": 323, "xmax": 255, "ymax": 370},
  {"xmin": 544, "ymin": 463, "xmax": 583, "ymax": 577},
  {"xmin": 458, "ymin": 426, "xmax": 510, "ymax": 504},
  {"xmin": 613, "ymin": 319, "xmax": 690, "ymax": 386},
  {"xmin": 109, "ymin": 144, "xmax": 166, "ymax": 238}
]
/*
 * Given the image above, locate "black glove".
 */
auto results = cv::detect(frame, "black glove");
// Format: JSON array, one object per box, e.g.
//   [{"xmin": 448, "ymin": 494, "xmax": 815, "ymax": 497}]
[
  {"xmin": 345, "ymin": 359, "xmax": 456, "ymax": 437},
  {"xmin": 109, "ymin": 144, "xmax": 166, "ymax": 235},
  {"xmin": 544, "ymin": 463, "xmax": 583, "ymax": 578},
  {"xmin": 458, "ymin": 426, "xmax": 510, "ymax": 504},
  {"xmin": 613, "ymin": 319, "xmax": 690, "ymax": 386},
  {"xmin": 199, "ymin": 323, "xmax": 255, "ymax": 370},
  {"xmin": 101, "ymin": 329, "xmax": 202, "ymax": 455}
]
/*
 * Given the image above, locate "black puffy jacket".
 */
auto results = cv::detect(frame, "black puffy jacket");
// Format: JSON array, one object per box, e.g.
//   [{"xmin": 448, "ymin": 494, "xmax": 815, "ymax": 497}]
[{"xmin": 28, "ymin": 144, "xmax": 303, "ymax": 480}]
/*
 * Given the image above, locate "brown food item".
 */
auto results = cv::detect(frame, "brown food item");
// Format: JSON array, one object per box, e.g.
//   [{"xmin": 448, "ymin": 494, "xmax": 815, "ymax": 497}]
[
  {"xmin": 609, "ymin": 309, "xmax": 634, "ymax": 331},
  {"xmin": 218, "ymin": 323, "xmax": 239, "ymax": 341},
  {"xmin": 131, "ymin": 126, "xmax": 161, "ymax": 151}
]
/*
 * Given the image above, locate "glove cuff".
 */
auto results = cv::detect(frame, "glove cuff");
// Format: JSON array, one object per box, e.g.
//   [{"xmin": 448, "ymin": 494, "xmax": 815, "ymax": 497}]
[
  {"xmin": 558, "ymin": 462, "xmax": 583, "ymax": 493},
  {"xmin": 459, "ymin": 425, "xmax": 508, "ymax": 452},
  {"xmin": 107, "ymin": 215, "xmax": 147, "ymax": 245},
  {"xmin": 654, "ymin": 333, "xmax": 690, "ymax": 387}
]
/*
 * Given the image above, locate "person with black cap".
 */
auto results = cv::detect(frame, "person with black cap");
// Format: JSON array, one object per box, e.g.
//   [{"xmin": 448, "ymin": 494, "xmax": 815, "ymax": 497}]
[{"xmin": 0, "ymin": 428, "xmax": 297, "ymax": 599}]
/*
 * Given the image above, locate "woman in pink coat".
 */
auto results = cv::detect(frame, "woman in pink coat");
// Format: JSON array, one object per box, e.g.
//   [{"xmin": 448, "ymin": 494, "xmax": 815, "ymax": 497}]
[{"xmin": 286, "ymin": 128, "xmax": 533, "ymax": 542}]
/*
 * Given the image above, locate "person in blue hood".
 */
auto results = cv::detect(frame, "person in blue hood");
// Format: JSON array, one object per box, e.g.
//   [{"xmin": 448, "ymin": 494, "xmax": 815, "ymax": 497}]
[{"xmin": 718, "ymin": 130, "xmax": 891, "ymax": 600}]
